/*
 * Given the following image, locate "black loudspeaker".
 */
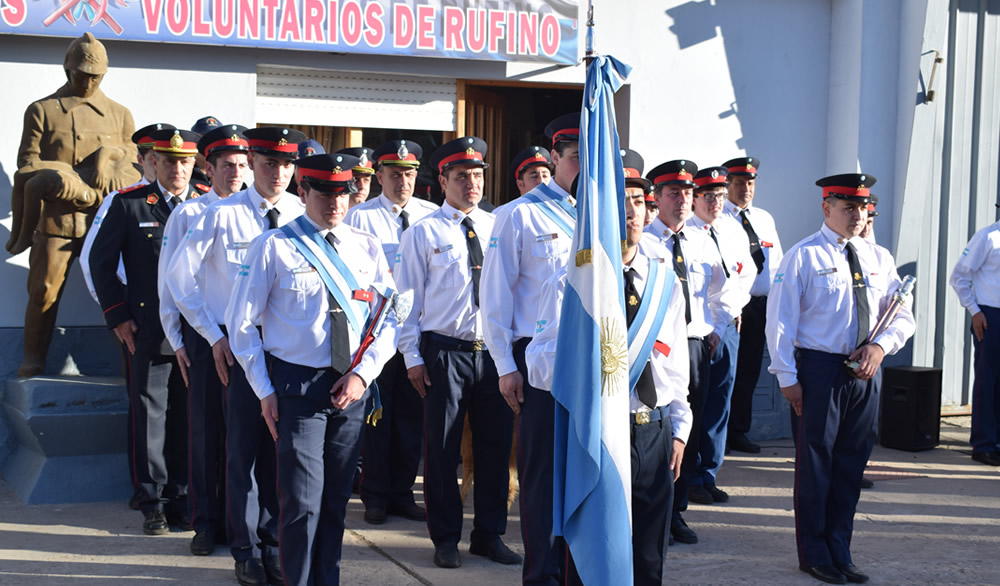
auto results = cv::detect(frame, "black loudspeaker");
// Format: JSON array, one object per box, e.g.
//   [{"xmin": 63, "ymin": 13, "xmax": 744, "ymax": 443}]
[{"xmin": 879, "ymin": 366, "xmax": 943, "ymax": 451}]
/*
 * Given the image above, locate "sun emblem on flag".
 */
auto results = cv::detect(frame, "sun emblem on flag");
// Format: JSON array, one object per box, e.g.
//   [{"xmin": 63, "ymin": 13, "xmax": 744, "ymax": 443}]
[{"xmin": 599, "ymin": 317, "xmax": 628, "ymax": 396}]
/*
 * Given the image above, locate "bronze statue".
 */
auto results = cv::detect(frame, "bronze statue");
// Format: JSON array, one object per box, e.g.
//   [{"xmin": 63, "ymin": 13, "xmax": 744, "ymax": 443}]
[{"xmin": 6, "ymin": 32, "xmax": 139, "ymax": 377}]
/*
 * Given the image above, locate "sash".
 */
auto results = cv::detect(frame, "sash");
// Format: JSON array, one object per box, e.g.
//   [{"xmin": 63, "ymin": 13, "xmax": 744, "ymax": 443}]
[
  {"xmin": 281, "ymin": 216, "xmax": 370, "ymax": 336},
  {"xmin": 523, "ymin": 182, "xmax": 577, "ymax": 238},
  {"xmin": 626, "ymin": 259, "xmax": 676, "ymax": 391}
]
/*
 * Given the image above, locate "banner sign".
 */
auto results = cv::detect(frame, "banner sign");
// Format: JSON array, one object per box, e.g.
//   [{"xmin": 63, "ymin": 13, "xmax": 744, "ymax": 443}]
[{"xmin": 0, "ymin": 0, "xmax": 579, "ymax": 64}]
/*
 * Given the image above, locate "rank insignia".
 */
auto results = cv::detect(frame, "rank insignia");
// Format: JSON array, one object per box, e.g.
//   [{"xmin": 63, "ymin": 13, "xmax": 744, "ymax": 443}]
[
  {"xmin": 628, "ymin": 295, "xmax": 638, "ymax": 306},
  {"xmin": 146, "ymin": 194, "xmax": 159, "ymax": 205},
  {"xmin": 260, "ymin": 201, "xmax": 267, "ymax": 210}
]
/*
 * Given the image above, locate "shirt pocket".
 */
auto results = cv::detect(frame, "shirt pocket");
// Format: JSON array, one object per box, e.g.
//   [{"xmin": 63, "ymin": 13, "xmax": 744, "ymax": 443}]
[
  {"xmin": 430, "ymin": 247, "xmax": 465, "ymax": 288},
  {"xmin": 686, "ymin": 261, "xmax": 711, "ymax": 294},
  {"xmin": 225, "ymin": 243, "xmax": 250, "ymax": 266},
  {"xmin": 811, "ymin": 273, "xmax": 848, "ymax": 293},
  {"xmin": 279, "ymin": 269, "xmax": 322, "ymax": 319},
  {"xmin": 529, "ymin": 235, "xmax": 570, "ymax": 271}
]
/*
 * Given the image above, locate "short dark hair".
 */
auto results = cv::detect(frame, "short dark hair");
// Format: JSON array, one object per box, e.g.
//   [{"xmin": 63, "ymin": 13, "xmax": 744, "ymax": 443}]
[{"xmin": 552, "ymin": 141, "xmax": 578, "ymax": 157}]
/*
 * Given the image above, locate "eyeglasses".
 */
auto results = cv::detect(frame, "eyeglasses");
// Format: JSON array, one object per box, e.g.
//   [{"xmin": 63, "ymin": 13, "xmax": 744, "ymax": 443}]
[{"xmin": 698, "ymin": 191, "xmax": 727, "ymax": 202}]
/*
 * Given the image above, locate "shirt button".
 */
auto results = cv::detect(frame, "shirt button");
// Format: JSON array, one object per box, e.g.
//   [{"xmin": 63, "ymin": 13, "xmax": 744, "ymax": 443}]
[
  {"xmin": 147, "ymin": 233, "xmax": 152, "ymax": 238},
  {"xmin": 139, "ymin": 302, "xmax": 145, "ymax": 307}
]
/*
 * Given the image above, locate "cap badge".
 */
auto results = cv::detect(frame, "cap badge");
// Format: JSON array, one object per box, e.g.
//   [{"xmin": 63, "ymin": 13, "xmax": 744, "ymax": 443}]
[
  {"xmin": 277, "ymin": 138, "xmax": 288, "ymax": 147},
  {"xmin": 305, "ymin": 148, "xmax": 316, "ymax": 156},
  {"xmin": 230, "ymin": 134, "xmax": 240, "ymax": 143},
  {"xmin": 466, "ymin": 147, "xmax": 476, "ymax": 156},
  {"xmin": 711, "ymin": 170, "xmax": 719, "ymax": 179},
  {"xmin": 533, "ymin": 152, "xmax": 544, "ymax": 160},
  {"xmin": 679, "ymin": 168, "xmax": 686, "ymax": 176},
  {"xmin": 170, "ymin": 133, "xmax": 183, "ymax": 149},
  {"xmin": 333, "ymin": 166, "xmax": 342, "ymax": 174},
  {"xmin": 397, "ymin": 143, "xmax": 409, "ymax": 159},
  {"xmin": 359, "ymin": 153, "xmax": 368, "ymax": 166},
  {"xmin": 624, "ymin": 169, "xmax": 633, "ymax": 177}
]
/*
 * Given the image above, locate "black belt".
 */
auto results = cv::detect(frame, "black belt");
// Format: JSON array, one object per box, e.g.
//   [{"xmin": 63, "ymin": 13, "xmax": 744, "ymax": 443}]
[
  {"xmin": 631, "ymin": 405, "xmax": 670, "ymax": 426},
  {"xmin": 424, "ymin": 331, "xmax": 485, "ymax": 352}
]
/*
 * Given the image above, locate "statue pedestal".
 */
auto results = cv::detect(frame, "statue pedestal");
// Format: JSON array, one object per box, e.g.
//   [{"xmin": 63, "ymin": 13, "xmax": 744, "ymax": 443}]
[{"xmin": 1, "ymin": 376, "xmax": 131, "ymax": 504}]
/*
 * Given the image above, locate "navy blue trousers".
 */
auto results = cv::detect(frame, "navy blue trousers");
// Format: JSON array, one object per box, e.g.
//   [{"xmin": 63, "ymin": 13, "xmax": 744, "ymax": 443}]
[
  {"xmin": 631, "ymin": 408, "xmax": 675, "ymax": 586},
  {"xmin": 272, "ymin": 358, "xmax": 368, "ymax": 586},
  {"xmin": 673, "ymin": 338, "xmax": 710, "ymax": 514},
  {"xmin": 360, "ymin": 352, "xmax": 423, "ymax": 510},
  {"xmin": 793, "ymin": 349, "xmax": 880, "ymax": 568},
  {"xmin": 695, "ymin": 321, "xmax": 740, "ymax": 486},
  {"xmin": 422, "ymin": 335, "xmax": 513, "ymax": 547},
  {"xmin": 514, "ymin": 338, "xmax": 566, "ymax": 586},
  {"xmin": 184, "ymin": 323, "xmax": 226, "ymax": 536},
  {"xmin": 225, "ymin": 358, "xmax": 278, "ymax": 561},
  {"xmin": 971, "ymin": 305, "xmax": 1000, "ymax": 453},
  {"xmin": 731, "ymin": 295, "xmax": 767, "ymax": 436},
  {"xmin": 128, "ymin": 349, "xmax": 188, "ymax": 515}
]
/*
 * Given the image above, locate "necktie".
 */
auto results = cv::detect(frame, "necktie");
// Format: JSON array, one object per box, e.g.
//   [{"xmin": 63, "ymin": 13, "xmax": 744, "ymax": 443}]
[
  {"xmin": 738, "ymin": 209, "xmax": 766, "ymax": 275},
  {"xmin": 169, "ymin": 195, "xmax": 183, "ymax": 210},
  {"xmin": 624, "ymin": 268, "xmax": 657, "ymax": 409},
  {"xmin": 671, "ymin": 233, "xmax": 692, "ymax": 325},
  {"xmin": 845, "ymin": 241, "xmax": 871, "ymax": 349},
  {"xmin": 399, "ymin": 209, "xmax": 410, "ymax": 231},
  {"xmin": 324, "ymin": 232, "xmax": 353, "ymax": 374},
  {"xmin": 265, "ymin": 207, "xmax": 280, "ymax": 230},
  {"xmin": 708, "ymin": 226, "xmax": 731, "ymax": 278},
  {"xmin": 461, "ymin": 217, "xmax": 483, "ymax": 307}
]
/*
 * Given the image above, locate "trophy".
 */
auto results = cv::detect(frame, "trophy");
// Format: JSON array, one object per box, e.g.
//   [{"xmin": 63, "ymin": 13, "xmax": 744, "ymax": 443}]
[{"xmin": 845, "ymin": 274, "xmax": 916, "ymax": 374}]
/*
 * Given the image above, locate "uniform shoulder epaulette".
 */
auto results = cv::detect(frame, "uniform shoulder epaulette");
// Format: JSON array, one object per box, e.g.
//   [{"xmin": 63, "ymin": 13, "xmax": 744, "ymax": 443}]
[
  {"xmin": 118, "ymin": 182, "xmax": 146, "ymax": 195},
  {"xmin": 194, "ymin": 183, "xmax": 211, "ymax": 194}
]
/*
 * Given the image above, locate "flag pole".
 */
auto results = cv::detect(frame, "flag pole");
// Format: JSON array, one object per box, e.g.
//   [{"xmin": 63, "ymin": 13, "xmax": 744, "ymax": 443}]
[{"xmin": 585, "ymin": 1, "xmax": 595, "ymax": 65}]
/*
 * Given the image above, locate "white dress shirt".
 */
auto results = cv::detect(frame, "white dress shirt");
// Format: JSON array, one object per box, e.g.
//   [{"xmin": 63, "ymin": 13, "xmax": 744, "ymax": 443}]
[
  {"xmin": 394, "ymin": 202, "xmax": 495, "ymax": 369},
  {"xmin": 722, "ymin": 200, "xmax": 783, "ymax": 297},
  {"xmin": 480, "ymin": 180, "xmax": 575, "ymax": 377},
  {"xmin": 688, "ymin": 214, "xmax": 756, "ymax": 299},
  {"xmin": 525, "ymin": 253, "xmax": 693, "ymax": 443},
  {"xmin": 167, "ymin": 185, "xmax": 304, "ymax": 347},
  {"xmin": 949, "ymin": 221, "xmax": 1000, "ymax": 316},
  {"xmin": 766, "ymin": 224, "xmax": 916, "ymax": 388},
  {"xmin": 227, "ymin": 215, "xmax": 400, "ymax": 400},
  {"xmin": 156, "ymin": 188, "xmax": 220, "ymax": 351},
  {"xmin": 81, "ymin": 178, "xmax": 148, "ymax": 303},
  {"xmin": 343, "ymin": 193, "xmax": 439, "ymax": 267},
  {"xmin": 641, "ymin": 217, "xmax": 746, "ymax": 339}
]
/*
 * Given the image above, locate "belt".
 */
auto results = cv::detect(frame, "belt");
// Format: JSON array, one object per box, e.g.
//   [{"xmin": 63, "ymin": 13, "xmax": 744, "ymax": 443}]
[
  {"xmin": 424, "ymin": 331, "xmax": 485, "ymax": 352},
  {"xmin": 631, "ymin": 405, "xmax": 669, "ymax": 426}
]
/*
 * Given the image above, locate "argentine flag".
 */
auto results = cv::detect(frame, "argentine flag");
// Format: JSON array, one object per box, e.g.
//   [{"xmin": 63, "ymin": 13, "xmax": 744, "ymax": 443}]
[{"xmin": 552, "ymin": 55, "xmax": 633, "ymax": 585}]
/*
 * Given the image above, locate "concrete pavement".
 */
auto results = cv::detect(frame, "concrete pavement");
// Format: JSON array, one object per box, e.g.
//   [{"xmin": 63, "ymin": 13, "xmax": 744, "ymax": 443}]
[{"xmin": 0, "ymin": 416, "xmax": 997, "ymax": 585}]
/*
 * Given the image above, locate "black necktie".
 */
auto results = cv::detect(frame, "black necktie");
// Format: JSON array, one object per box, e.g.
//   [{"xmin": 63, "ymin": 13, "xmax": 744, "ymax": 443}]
[
  {"xmin": 324, "ymin": 232, "xmax": 352, "ymax": 374},
  {"xmin": 738, "ymin": 209, "xmax": 766, "ymax": 275},
  {"xmin": 624, "ymin": 268, "xmax": 657, "ymax": 409},
  {"xmin": 266, "ymin": 207, "xmax": 280, "ymax": 230},
  {"xmin": 671, "ymin": 234, "xmax": 692, "ymax": 325},
  {"xmin": 169, "ymin": 195, "xmax": 183, "ymax": 210},
  {"xmin": 399, "ymin": 209, "xmax": 410, "ymax": 231},
  {"xmin": 461, "ymin": 217, "xmax": 483, "ymax": 307},
  {"xmin": 708, "ymin": 226, "xmax": 731, "ymax": 279},
  {"xmin": 845, "ymin": 241, "xmax": 871, "ymax": 349}
]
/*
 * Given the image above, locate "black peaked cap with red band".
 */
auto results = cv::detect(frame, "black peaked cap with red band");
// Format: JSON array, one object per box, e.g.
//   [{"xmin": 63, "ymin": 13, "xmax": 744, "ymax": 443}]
[
  {"xmin": 132, "ymin": 123, "xmax": 176, "ymax": 149},
  {"xmin": 510, "ymin": 145, "xmax": 552, "ymax": 179},
  {"xmin": 816, "ymin": 173, "xmax": 876, "ymax": 204},
  {"xmin": 693, "ymin": 166, "xmax": 729, "ymax": 191},
  {"xmin": 647, "ymin": 159, "xmax": 699, "ymax": 189},
  {"xmin": 150, "ymin": 128, "xmax": 201, "ymax": 156},
  {"xmin": 722, "ymin": 156, "xmax": 759, "ymax": 178},
  {"xmin": 197, "ymin": 124, "xmax": 249, "ymax": 158},
  {"xmin": 245, "ymin": 127, "xmax": 307, "ymax": 160},
  {"xmin": 372, "ymin": 140, "xmax": 423, "ymax": 168},
  {"xmin": 295, "ymin": 153, "xmax": 361, "ymax": 194},
  {"xmin": 431, "ymin": 136, "xmax": 489, "ymax": 174},
  {"xmin": 621, "ymin": 148, "xmax": 651, "ymax": 192},
  {"xmin": 544, "ymin": 112, "xmax": 581, "ymax": 147},
  {"xmin": 337, "ymin": 147, "xmax": 376, "ymax": 174}
]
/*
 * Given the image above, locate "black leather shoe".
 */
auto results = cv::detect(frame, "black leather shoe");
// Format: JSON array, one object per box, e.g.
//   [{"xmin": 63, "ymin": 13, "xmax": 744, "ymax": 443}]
[
  {"xmin": 688, "ymin": 485, "xmax": 713, "ymax": 505},
  {"xmin": 972, "ymin": 450, "xmax": 1000, "ymax": 466},
  {"xmin": 705, "ymin": 484, "xmax": 730, "ymax": 503},
  {"xmin": 263, "ymin": 554, "xmax": 284, "ymax": 585},
  {"xmin": 142, "ymin": 511, "xmax": 169, "ymax": 536},
  {"xmin": 800, "ymin": 564, "xmax": 847, "ymax": 584},
  {"xmin": 860, "ymin": 476, "xmax": 875, "ymax": 489},
  {"xmin": 235, "ymin": 559, "xmax": 268, "ymax": 586},
  {"xmin": 728, "ymin": 433, "xmax": 761, "ymax": 454},
  {"xmin": 166, "ymin": 511, "xmax": 193, "ymax": 532},
  {"xmin": 670, "ymin": 514, "xmax": 698, "ymax": 544},
  {"xmin": 469, "ymin": 539, "xmax": 522, "ymax": 565},
  {"xmin": 433, "ymin": 543, "xmax": 461, "ymax": 568},
  {"xmin": 190, "ymin": 530, "xmax": 215, "ymax": 555},
  {"xmin": 389, "ymin": 502, "xmax": 426, "ymax": 521},
  {"xmin": 836, "ymin": 563, "xmax": 870, "ymax": 583},
  {"xmin": 364, "ymin": 506, "xmax": 387, "ymax": 524}
]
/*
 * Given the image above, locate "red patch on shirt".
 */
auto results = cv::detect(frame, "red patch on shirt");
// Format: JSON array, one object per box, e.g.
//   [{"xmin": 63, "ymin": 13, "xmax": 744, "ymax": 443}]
[{"xmin": 653, "ymin": 341, "xmax": 671, "ymax": 357}]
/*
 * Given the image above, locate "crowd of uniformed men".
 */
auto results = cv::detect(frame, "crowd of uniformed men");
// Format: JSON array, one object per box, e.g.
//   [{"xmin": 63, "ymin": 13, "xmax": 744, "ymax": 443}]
[{"xmin": 71, "ymin": 99, "xmax": 1000, "ymax": 586}]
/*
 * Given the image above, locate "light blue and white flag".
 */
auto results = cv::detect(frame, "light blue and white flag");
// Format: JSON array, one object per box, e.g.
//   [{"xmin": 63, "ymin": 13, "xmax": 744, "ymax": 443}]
[{"xmin": 552, "ymin": 55, "xmax": 633, "ymax": 585}]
